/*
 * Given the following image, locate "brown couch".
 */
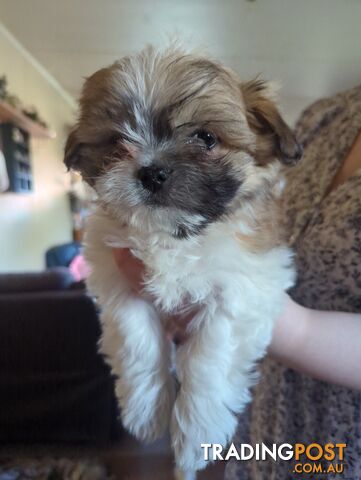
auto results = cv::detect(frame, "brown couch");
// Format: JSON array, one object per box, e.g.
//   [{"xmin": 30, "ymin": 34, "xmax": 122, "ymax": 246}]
[{"xmin": 0, "ymin": 268, "xmax": 120, "ymax": 445}]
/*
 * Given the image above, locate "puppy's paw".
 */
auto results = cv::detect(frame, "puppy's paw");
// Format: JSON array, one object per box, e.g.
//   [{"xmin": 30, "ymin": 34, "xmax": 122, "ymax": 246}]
[
  {"xmin": 171, "ymin": 391, "xmax": 238, "ymax": 472},
  {"xmin": 170, "ymin": 405, "xmax": 208, "ymax": 472},
  {"xmin": 119, "ymin": 375, "xmax": 175, "ymax": 442},
  {"xmin": 171, "ymin": 425, "xmax": 207, "ymax": 472}
]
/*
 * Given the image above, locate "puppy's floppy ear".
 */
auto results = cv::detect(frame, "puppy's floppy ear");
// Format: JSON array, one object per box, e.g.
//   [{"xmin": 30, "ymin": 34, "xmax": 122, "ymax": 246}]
[
  {"xmin": 64, "ymin": 127, "xmax": 84, "ymax": 172},
  {"xmin": 241, "ymin": 79, "xmax": 302, "ymax": 165},
  {"xmin": 64, "ymin": 127, "xmax": 109, "ymax": 186}
]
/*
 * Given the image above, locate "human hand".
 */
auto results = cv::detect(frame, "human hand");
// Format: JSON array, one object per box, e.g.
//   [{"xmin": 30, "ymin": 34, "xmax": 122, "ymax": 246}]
[{"xmin": 113, "ymin": 248, "xmax": 194, "ymax": 343}]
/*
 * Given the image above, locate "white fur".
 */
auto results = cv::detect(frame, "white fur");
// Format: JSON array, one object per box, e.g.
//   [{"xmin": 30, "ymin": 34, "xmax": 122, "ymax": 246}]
[{"xmin": 84, "ymin": 204, "xmax": 294, "ymax": 478}]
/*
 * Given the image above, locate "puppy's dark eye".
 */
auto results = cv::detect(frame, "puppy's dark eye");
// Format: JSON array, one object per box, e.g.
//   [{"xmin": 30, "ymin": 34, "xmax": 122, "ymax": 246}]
[
  {"xmin": 192, "ymin": 130, "xmax": 217, "ymax": 150},
  {"xmin": 109, "ymin": 134, "xmax": 122, "ymax": 145}
]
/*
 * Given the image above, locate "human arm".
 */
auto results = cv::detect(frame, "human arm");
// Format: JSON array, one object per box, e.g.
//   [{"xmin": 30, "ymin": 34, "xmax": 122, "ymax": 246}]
[{"xmin": 269, "ymin": 295, "xmax": 361, "ymax": 390}]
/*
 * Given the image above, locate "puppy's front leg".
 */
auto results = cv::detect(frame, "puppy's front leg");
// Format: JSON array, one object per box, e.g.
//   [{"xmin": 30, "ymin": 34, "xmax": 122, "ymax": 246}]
[
  {"xmin": 171, "ymin": 304, "xmax": 244, "ymax": 474},
  {"xmin": 100, "ymin": 295, "xmax": 175, "ymax": 442}
]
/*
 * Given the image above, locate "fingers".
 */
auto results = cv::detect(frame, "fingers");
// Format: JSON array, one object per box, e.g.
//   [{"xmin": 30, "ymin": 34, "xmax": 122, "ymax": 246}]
[
  {"xmin": 112, "ymin": 248, "xmax": 198, "ymax": 344},
  {"xmin": 113, "ymin": 248, "xmax": 145, "ymax": 294},
  {"xmin": 166, "ymin": 309, "xmax": 199, "ymax": 345}
]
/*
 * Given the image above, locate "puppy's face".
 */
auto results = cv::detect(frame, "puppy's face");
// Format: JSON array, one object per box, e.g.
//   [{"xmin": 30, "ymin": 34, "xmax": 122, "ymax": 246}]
[{"xmin": 65, "ymin": 46, "xmax": 301, "ymax": 238}]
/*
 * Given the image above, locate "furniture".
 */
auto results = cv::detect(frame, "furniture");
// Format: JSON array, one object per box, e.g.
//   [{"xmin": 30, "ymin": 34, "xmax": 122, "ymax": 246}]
[
  {"xmin": 0, "ymin": 268, "xmax": 120, "ymax": 445},
  {"xmin": 0, "ymin": 100, "xmax": 55, "ymax": 139},
  {"xmin": 45, "ymin": 242, "xmax": 82, "ymax": 269},
  {"xmin": 0, "ymin": 123, "xmax": 32, "ymax": 193},
  {"xmin": 0, "ymin": 99, "xmax": 55, "ymax": 194}
]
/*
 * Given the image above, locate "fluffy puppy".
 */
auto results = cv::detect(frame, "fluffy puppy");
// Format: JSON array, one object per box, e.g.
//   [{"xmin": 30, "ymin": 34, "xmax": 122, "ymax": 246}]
[{"xmin": 64, "ymin": 46, "xmax": 301, "ymax": 479}]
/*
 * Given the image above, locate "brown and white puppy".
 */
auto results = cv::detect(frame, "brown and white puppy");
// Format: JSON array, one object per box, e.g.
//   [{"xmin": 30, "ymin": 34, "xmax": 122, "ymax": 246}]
[{"xmin": 65, "ymin": 46, "xmax": 300, "ymax": 479}]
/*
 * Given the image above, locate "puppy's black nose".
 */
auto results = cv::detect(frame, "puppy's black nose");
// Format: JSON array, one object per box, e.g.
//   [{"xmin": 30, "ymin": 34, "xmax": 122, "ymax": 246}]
[{"xmin": 137, "ymin": 166, "xmax": 171, "ymax": 193}]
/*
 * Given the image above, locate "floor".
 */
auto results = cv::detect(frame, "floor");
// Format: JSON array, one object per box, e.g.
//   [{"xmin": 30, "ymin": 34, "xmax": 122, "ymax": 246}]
[
  {"xmin": 0, "ymin": 433, "xmax": 226, "ymax": 480},
  {"xmin": 100, "ymin": 432, "xmax": 226, "ymax": 479}
]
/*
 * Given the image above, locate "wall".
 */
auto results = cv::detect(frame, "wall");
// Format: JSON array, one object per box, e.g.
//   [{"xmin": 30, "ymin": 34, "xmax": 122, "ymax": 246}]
[
  {"xmin": 1, "ymin": 0, "xmax": 360, "ymax": 126},
  {"xmin": 0, "ymin": 23, "xmax": 76, "ymax": 272}
]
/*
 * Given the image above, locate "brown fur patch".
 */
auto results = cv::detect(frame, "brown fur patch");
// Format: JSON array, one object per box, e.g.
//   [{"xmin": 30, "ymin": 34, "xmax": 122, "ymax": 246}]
[
  {"xmin": 235, "ymin": 190, "xmax": 286, "ymax": 253},
  {"xmin": 241, "ymin": 79, "xmax": 302, "ymax": 166}
]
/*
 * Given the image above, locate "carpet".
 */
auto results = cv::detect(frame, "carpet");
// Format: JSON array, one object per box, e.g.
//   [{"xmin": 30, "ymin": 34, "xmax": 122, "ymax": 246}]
[{"xmin": 0, "ymin": 458, "xmax": 114, "ymax": 480}]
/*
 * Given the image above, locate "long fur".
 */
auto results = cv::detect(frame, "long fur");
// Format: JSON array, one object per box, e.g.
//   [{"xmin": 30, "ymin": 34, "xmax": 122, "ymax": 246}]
[{"xmin": 64, "ymin": 46, "xmax": 300, "ymax": 478}]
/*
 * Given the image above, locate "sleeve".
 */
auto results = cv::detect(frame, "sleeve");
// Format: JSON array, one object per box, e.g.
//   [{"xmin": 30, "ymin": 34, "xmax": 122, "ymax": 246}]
[{"xmin": 293, "ymin": 94, "xmax": 344, "ymax": 147}]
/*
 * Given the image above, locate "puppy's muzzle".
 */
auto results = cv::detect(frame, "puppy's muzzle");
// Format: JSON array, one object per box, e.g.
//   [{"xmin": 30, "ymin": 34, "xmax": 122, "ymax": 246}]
[{"xmin": 137, "ymin": 165, "xmax": 172, "ymax": 193}]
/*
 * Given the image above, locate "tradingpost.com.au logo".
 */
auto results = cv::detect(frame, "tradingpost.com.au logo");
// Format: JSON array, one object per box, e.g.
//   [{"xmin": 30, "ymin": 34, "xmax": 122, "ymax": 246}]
[{"xmin": 201, "ymin": 442, "xmax": 347, "ymax": 475}]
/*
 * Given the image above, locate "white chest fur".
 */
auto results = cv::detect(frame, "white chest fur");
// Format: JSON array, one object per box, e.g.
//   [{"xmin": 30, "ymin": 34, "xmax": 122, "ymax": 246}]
[{"xmin": 86, "ymin": 208, "xmax": 294, "ymax": 314}]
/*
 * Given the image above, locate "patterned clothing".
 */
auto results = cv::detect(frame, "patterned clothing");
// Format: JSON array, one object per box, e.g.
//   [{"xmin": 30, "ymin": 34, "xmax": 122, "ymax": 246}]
[{"xmin": 225, "ymin": 85, "xmax": 361, "ymax": 480}]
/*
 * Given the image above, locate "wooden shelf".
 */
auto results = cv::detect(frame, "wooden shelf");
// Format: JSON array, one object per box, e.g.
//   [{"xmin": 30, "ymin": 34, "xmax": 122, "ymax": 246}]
[{"xmin": 0, "ymin": 100, "xmax": 56, "ymax": 139}]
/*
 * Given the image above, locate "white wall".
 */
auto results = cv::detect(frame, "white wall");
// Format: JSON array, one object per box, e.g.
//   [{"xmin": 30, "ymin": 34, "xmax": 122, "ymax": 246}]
[
  {"xmin": 1, "ymin": 0, "xmax": 360, "ymax": 125},
  {"xmin": 0, "ymin": 23, "xmax": 76, "ymax": 272}
]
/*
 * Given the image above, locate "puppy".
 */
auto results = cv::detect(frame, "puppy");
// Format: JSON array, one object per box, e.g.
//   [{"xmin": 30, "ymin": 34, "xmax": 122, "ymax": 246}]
[{"xmin": 64, "ymin": 46, "xmax": 301, "ymax": 479}]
